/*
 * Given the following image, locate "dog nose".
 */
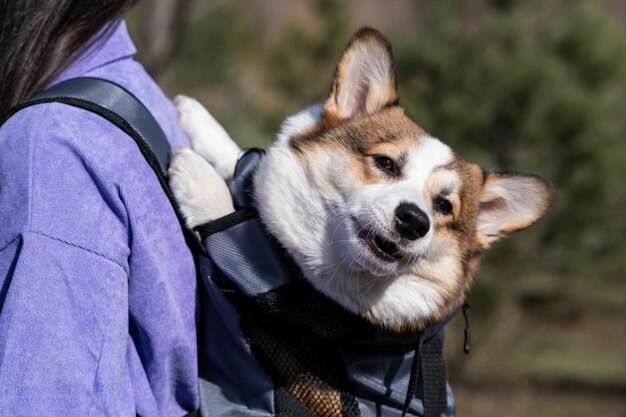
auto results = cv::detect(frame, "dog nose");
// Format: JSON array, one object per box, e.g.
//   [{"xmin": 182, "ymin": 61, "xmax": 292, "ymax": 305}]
[{"xmin": 395, "ymin": 203, "xmax": 430, "ymax": 240}]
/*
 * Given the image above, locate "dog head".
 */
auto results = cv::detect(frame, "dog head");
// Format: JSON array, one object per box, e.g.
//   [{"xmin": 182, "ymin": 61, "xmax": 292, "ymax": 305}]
[{"xmin": 254, "ymin": 28, "xmax": 555, "ymax": 332}]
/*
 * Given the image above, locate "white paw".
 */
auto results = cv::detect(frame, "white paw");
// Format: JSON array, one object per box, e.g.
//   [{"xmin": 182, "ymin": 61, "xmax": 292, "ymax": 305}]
[
  {"xmin": 169, "ymin": 147, "xmax": 235, "ymax": 228},
  {"xmin": 175, "ymin": 95, "xmax": 241, "ymax": 180}
]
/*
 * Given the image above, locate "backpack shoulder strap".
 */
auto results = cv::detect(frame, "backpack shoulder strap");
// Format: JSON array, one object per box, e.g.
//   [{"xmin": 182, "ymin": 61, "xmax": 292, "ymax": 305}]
[
  {"xmin": 11, "ymin": 76, "xmax": 170, "ymax": 176},
  {"xmin": 4, "ymin": 77, "xmax": 202, "ymax": 254}
]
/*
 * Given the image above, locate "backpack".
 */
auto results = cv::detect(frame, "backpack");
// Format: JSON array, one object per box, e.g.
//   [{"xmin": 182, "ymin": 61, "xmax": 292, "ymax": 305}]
[{"xmin": 8, "ymin": 77, "xmax": 462, "ymax": 417}]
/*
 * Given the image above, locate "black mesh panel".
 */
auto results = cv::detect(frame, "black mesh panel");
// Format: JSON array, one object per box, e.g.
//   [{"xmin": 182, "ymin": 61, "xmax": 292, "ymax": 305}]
[{"xmin": 226, "ymin": 280, "xmax": 374, "ymax": 417}]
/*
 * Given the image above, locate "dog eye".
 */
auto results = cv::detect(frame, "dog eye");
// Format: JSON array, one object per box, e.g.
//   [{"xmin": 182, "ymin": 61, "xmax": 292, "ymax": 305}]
[
  {"xmin": 435, "ymin": 198, "xmax": 453, "ymax": 215},
  {"xmin": 374, "ymin": 155, "xmax": 395, "ymax": 173}
]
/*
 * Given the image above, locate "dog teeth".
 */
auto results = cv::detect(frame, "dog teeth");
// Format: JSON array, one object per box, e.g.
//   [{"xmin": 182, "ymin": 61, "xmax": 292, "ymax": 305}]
[
  {"xmin": 372, "ymin": 235, "xmax": 402, "ymax": 260},
  {"xmin": 352, "ymin": 217, "xmax": 401, "ymax": 262}
]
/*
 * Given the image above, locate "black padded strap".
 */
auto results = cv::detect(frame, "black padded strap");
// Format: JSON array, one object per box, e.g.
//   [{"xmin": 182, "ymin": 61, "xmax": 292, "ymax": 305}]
[
  {"xmin": 30, "ymin": 77, "xmax": 171, "ymax": 173},
  {"xmin": 401, "ymin": 332, "xmax": 447, "ymax": 417},
  {"xmin": 3, "ymin": 77, "xmax": 203, "ymax": 255},
  {"xmin": 421, "ymin": 334, "xmax": 448, "ymax": 417}
]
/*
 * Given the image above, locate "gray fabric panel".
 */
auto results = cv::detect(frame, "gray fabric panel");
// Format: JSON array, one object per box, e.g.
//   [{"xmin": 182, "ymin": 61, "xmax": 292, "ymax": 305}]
[
  {"xmin": 341, "ymin": 331, "xmax": 454, "ymax": 417},
  {"xmin": 444, "ymin": 382, "xmax": 456, "ymax": 417},
  {"xmin": 205, "ymin": 219, "xmax": 294, "ymax": 296},
  {"xmin": 196, "ymin": 256, "xmax": 274, "ymax": 417},
  {"xmin": 342, "ymin": 343, "xmax": 423, "ymax": 416}
]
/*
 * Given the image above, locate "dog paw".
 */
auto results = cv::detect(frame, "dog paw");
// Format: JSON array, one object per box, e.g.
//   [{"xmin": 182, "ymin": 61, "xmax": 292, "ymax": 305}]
[
  {"xmin": 169, "ymin": 147, "xmax": 235, "ymax": 228},
  {"xmin": 174, "ymin": 95, "xmax": 241, "ymax": 180}
]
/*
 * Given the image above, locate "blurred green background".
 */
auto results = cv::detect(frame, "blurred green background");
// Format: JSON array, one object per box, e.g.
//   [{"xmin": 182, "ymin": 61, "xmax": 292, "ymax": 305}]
[{"xmin": 128, "ymin": 1, "xmax": 626, "ymax": 415}]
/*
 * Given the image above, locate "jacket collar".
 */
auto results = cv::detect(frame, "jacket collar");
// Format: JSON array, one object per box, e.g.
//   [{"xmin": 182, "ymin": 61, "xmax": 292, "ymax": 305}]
[{"xmin": 50, "ymin": 20, "xmax": 137, "ymax": 86}]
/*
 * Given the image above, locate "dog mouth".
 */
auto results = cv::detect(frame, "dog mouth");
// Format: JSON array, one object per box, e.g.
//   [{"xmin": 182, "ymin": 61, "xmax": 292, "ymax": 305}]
[{"xmin": 352, "ymin": 217, "xmax": 402, "ymax": 262}]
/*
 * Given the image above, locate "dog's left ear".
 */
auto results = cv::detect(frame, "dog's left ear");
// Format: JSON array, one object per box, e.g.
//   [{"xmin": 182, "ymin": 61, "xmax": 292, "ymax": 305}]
[
  {"xmin": 475, "ymin": 172, "xmax": 555, "ymax": 248},
  {"xmin": 322, "ymin": 28, "xmax": 398, "ymax": 125}
]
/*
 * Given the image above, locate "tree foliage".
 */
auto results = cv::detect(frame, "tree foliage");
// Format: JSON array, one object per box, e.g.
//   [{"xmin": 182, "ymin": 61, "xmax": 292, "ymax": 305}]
[{"xmin": 144, "ymin": 0, "xmax": 626, "ymax": 305}]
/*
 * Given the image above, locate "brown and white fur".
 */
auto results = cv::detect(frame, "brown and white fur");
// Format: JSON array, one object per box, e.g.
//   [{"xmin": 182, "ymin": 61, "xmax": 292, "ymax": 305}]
[{"xmin": 169, "ymin": 28, "xmax": 555, "ymax": 333}]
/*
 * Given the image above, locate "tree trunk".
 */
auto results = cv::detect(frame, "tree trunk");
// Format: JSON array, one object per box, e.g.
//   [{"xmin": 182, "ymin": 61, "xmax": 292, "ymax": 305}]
[{"xmin": 145, "ymin": 0, "xmax": 193, "ymax": 80}]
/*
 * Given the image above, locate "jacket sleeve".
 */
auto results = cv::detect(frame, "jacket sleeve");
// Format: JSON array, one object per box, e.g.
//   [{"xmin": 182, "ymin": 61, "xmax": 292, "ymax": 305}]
[
  {"xmin": 0, "ymin": 105, "xmax": 137, "ymax": 416},
  {"xmin": 0, "ymin": 232, "xmax": 133, "ymax": 416}
]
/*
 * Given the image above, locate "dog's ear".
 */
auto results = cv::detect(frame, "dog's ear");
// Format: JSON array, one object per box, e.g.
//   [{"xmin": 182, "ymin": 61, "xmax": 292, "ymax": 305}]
[
  {"xmin": 475, "ymin": 172, "xmax": 555, "ymax": 248},
  {"xmin": 322, "ymin": 28, "xmax": 398, "ymax": 126}
]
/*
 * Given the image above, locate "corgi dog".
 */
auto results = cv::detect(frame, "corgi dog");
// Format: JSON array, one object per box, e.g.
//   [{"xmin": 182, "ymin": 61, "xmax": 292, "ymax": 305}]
[{"xmin": 169, "ymin": 27, "xmax": 555, "ymax": 334}]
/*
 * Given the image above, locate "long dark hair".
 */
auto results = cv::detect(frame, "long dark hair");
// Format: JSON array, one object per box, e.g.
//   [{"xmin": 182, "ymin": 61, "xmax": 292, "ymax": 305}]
[{"xmin": 0, "ymin": 0, "xmax": 139, "ymax": 119}]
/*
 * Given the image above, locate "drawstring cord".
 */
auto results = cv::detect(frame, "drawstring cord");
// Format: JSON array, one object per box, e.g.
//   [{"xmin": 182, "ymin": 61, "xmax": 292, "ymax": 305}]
[
  {"xmin": 402, "ymin": 303, "xmax": 470, "ymax": 416},
  {"xmin": 401, "ymin": 333, "xmax": 424, "ymax": 417},
  {"xmin": 462, "ymin": 303, "xmax": 471, "ymax": 354}
]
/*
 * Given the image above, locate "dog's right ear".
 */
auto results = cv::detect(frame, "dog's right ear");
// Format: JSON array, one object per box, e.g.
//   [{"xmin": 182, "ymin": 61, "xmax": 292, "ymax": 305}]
[
  {"xmin": 321, "ymin": 28, "xmax": 398, "ymax": 127},
  {"xmin": 474, "ymin": 172, "xmax": 556, "ymax": 249}
]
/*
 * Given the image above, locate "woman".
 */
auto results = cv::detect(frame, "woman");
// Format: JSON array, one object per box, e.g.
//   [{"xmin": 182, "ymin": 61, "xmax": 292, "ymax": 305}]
[{"xmin": 0, "ymin": 1, "xmax": 198, "ymax": 415}]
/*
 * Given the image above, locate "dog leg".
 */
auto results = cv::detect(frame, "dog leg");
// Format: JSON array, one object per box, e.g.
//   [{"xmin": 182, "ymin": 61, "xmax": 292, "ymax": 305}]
[
  {"xmin": 169, "ymin": 147, "xmax": 235, "ymax": 228},
  {"xmin": 175, "ymin": 95, "xmax": 241, "ymax": 181}
]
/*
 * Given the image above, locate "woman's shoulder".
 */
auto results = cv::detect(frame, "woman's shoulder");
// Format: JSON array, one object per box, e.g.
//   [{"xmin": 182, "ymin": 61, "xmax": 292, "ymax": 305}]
[
  {"xmin": 0, "ymin": 53, "xmax": 189, "ymax": 252},
  {"xmin": 1, "ymin": 58, "xmax": 188, "ymax": 178},
  {"xmin": 1, "ymin": 53, "xmax": 187, "ymax": 153},
  {"xmin": 1, "ymin": 100, "xmax": 139, "ymax": 174},
  {"xmin": 0, "ymin": 102, "xmax": 132, "ymax": 264}
]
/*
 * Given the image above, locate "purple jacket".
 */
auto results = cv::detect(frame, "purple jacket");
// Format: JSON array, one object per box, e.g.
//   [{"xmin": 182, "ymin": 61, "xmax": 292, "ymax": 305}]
[{"xmin": 0, "ymin": 20, "xmax": 198, "ymax": 416}]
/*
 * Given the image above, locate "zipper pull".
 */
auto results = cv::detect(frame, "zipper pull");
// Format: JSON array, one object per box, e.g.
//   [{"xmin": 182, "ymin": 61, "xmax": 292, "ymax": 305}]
[{"xmin": 462, "ymin": 303, "xmax": 471, "ymax": 354}]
